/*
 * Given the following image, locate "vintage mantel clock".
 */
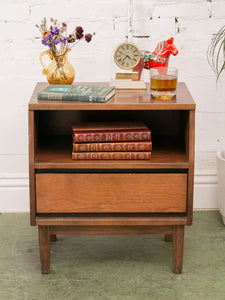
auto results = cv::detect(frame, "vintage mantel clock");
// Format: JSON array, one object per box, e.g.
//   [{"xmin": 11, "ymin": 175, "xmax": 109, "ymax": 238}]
[
  {"xmin": 114, "ymin": 42, "xmax": 140, "ymax": 73},
  {"xmin": 111, "ymin": 42, "xmax": 146, "ymax": 89}
]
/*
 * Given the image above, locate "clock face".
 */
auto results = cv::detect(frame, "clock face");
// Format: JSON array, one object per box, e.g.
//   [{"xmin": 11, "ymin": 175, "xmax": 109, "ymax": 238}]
[{"xmin": 114, "ymin": 43, "xmax": 141, "ymax": 70}]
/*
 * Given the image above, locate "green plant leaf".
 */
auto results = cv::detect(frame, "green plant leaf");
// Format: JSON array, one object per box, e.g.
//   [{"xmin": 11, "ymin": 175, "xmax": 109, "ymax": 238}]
[{"xmin": 207, "ymin": 25, "xmax": 225, "ymax": 82}]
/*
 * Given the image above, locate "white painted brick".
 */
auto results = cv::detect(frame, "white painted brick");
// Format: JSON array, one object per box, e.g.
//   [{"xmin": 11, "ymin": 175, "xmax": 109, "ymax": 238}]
[
  {"xmin": 0, "ymin": 110, "xmax": 28, "ymax": 154},
  {"xmin": 195, "ymin": 112, "xmax": 225, "ymax": 152},
  {"xmin": 0, "ymin": 155, "xmax": 28, "ymax": 174},
  {"xmin": 176, "ymin": 19, "xmax": 225, "ymax": 38},
  {"xmin": 0, "ymin": 61, "xmax": 36, "ymax": 80},
  {"xmin": 0, "ymin": 0, "xmax": 31, "ymax": 3},
  {"xmin": 0, "ymin": 4, "xmax": 30, "ymax": 20},
  {"xmin": 133, "ymin": 18, "xmax": 175, "ymax": 37},
  {"xmin": 31, "ymin": 1, "xmax": 127, "ymax": 20},
  {"xmin": 212, "ymin": 2, "xmax": 225, "ymax": 19},
  {"xmin": 169, "ymin": 53, "xmax": 210, "ymax": 80},
  {"xmin": 0, "ymin": 22, "xmax": 34, "ymax": 40},
  {"xmin": 0, "ymin": 79, "xmax": 36, "ymax": 110},
  {"xmin": 195, "ymin": 152, "xmax": 217, "ymax": 174},
  {"xmin": 134, "ymin": 0, "xmax": 212, "ymax": 19},
  {"xmin": 186, "ymin": 77, "xmax": 225, "ymax": 113},
  {"xmin": 151, "ymin": 2, "xmax": 210, "ymax": 19}
]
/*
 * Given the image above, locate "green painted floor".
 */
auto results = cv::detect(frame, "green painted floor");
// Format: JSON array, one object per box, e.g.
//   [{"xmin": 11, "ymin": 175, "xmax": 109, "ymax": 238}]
[{"xmin": 0, "ymin": 211, "xmax": 225, "ymax": 300}]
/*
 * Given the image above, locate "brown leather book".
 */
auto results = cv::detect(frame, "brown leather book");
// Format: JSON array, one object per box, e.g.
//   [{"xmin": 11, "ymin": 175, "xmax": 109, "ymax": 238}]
[
  {"xmin": 72, "ymin": 151, "xmax": 151, "ymax": 160},
  {"xmin": 73, "ymin": 141, "xmax": 152, "ymax": 152},
  {"xmin": 72, "ymin": 121, "xmax": 151, "ymax": 143},
  {"xmin": 73, "ymin": 130, "xmax": 151, "ymax": 143},
  {"xmin": 72, "ymin": 121, "xmax": 149, "ymax": 132}
]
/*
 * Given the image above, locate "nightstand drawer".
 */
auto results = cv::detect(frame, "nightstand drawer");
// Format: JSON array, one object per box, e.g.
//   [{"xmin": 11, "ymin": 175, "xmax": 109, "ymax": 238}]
[{"xmin": 36, "ymin": 173, "xmax": 187, "ymax": 213}]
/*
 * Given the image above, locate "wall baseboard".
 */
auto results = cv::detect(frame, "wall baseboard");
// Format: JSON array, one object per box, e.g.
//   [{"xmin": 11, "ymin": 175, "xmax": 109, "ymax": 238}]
[
  {"xmin": 194, "ymin": 173, "xmax": 218, "ymax": 210},
  {"xmin": 0, "ymin": 174, "xmax": 29, "ymax": 212},
  {"xmin": 0, "ymin": 173, "xmax": 219, "ymax": 212}
]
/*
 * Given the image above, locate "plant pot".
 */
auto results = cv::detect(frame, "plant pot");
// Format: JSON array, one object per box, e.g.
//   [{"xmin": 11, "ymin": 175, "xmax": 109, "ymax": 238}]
[{"xmin": 217, "ymin": 150, "xmax": 225, "ymax": 224}]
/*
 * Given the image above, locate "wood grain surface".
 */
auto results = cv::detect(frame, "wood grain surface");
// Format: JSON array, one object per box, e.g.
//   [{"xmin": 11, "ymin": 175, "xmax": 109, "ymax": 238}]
[
  {"xmin": 36, "ymin": 173, "xmax": 187, "ymax": 213},
  {"xmin": 29, "ymin": 82, "xmax": 196, "ymax": 111}
]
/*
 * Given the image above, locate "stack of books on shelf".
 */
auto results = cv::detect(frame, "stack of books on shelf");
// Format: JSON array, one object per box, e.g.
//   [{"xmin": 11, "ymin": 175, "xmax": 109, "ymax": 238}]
[{"xmin": 72, "ymin": 121, "xmax": 152, "ymax": 160}]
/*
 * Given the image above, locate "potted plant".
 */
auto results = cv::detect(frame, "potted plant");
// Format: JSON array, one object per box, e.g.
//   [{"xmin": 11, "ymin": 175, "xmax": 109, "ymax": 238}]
[{"xmin": 208, "ymin": 25, "xmax": 225, "ymax": 224}]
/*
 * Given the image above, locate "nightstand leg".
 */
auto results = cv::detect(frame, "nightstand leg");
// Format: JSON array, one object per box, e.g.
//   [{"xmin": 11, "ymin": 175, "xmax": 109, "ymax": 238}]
[
  {"xmin": 172, "ymin": 225, "xmax": 184, "ymax": 274},
  {"xmin": 38, "ymin": 226, "xmax": 50, "ymax": 274}
]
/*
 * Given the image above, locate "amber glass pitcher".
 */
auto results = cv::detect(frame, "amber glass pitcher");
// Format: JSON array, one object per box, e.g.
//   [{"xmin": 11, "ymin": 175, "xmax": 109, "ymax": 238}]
[{"xmin": 40, "ymin": 49, "xmax": 75, "ymax": 85}]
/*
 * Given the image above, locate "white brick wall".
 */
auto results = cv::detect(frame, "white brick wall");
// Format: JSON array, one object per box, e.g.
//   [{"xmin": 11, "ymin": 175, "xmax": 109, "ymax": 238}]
[{"xmin": 0, "ymin": 0, "xmax": 224, "ymax": 211}]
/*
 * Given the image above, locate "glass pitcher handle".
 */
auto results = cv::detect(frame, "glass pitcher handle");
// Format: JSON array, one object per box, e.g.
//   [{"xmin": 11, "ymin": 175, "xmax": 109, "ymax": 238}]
[{"xmin": 39, "ymin": 51, "xmax": 53, "ymax": 75}]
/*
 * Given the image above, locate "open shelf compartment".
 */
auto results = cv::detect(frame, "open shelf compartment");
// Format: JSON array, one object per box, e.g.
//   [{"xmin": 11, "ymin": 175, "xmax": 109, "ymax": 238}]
[{"xmin": 34, "ymin": 109, "xmax": 189, "ymax": 169}]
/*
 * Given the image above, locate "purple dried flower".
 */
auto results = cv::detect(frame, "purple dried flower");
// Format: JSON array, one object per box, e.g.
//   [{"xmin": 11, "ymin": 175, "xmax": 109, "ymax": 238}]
[
  {"xmin": 50, "ymin": 25, "xmax": 60, "ymax": 35},
  {"xmin": 53, "ymin": 36, "xmax": 68, "ymax": 45},
  {"xmin": 85, "ymin": 33, "xmax": 92, "ymax": 42},
  {"xmin": 42, "ymin": 39, "xmax": 51, "ymax": 46},
  {"xmin": 37, "ymin": 18, "xmax": 92, "ymax": 52},
  {"xmin": 52, "ymin": 39, "xmax": 63, "ymax": 45},
  {"xmin": 42, "ymin": 33, "xmax": 52, "ymax": 46},
  {"xmin": 53, "ymin": 27, "xmax": 60, "ymax": 35}
]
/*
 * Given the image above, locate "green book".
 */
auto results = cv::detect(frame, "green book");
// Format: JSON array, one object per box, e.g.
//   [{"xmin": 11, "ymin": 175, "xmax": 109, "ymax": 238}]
[{"xmin": 37, "ymin": 84, "xmax": 115, "ymax": 103}]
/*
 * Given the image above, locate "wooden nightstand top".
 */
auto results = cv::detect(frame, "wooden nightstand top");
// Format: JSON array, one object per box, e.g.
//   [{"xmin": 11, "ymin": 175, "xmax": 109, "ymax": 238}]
[{"xmin": 29, "ymin": 82, "xmax": 196, "ymax": 111}]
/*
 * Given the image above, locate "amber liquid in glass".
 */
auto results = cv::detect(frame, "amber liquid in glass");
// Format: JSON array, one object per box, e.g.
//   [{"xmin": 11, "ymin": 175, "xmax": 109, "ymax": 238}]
[{"xmin": 150, "ymin": 74, "xmax": 177, "ymax": 100}]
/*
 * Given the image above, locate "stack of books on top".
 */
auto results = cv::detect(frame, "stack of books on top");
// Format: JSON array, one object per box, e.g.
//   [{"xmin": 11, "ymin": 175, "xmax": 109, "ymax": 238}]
[{"xmin": 72, "ymin": 121, "xmax": 152, "ymax": 160}]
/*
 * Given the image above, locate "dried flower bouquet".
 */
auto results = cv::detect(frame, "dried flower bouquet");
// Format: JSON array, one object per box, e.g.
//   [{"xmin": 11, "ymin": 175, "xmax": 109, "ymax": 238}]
[{"xmin": 36, "ymin": 17, "xmax": 92, "ymax": 56}]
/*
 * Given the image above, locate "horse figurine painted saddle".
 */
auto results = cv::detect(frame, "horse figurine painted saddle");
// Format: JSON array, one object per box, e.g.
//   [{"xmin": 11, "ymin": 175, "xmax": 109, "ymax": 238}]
[{"xmin": 133, "ymin": 37, "xmax": 178, "ymax": 80}]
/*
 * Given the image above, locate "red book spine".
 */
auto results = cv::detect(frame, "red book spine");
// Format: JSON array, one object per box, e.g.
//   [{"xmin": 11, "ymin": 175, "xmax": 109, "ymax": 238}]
[
  {"xmin": 72, "ymin": 152, "xmax": 151, "ymax": 160},
  {"xmin": 73, "ymin": 141, "xmax": 152, "ymax": 152},
  {"xmin": 73, "ymin": 129, "xmax": 151, "ymax": 143}
]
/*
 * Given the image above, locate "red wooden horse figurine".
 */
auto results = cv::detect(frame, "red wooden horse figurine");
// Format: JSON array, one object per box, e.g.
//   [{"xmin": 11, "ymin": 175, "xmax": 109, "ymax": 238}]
[{"xmin": 133, "ymin": 37, "xmax": 178, "ymax": 80}]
